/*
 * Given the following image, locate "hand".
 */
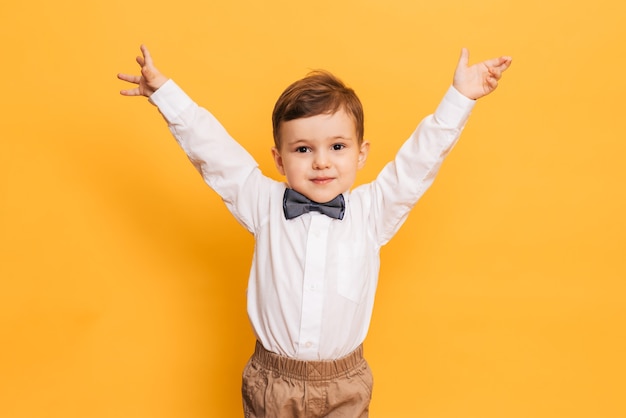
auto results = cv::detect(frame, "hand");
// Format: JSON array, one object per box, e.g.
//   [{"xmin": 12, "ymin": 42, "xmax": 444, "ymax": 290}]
[
  {"xmin": 453, "ymin": 48, "xmax": 512, "ymax": 100},
  {"xmin": 117, "ymin": 45, "xmax": 169, "ymax": 97}
]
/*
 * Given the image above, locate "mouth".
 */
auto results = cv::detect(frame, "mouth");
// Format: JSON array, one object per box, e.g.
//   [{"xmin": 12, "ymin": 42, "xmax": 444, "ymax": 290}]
[{"xmin": 311, "ymin": 177, "xmax": 334, "ymax": 185}]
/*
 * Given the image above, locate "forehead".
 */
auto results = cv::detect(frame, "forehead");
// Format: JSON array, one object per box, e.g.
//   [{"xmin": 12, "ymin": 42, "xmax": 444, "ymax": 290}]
[{"xmin": 279, "ymin": 109, "xmax": 357, "ymax": 144}]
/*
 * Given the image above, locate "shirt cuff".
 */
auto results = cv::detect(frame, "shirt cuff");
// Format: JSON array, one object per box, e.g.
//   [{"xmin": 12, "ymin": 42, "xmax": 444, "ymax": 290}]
[
  {"xmin": 148, "ymin": 79, "xmax": 195, "ymax": 122},
  {"xmin": 433, "ymin": 85, "xmax": 476, "ymax": 128}
]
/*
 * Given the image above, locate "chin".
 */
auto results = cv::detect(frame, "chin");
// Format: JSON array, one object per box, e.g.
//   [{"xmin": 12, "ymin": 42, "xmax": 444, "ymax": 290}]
[{"xmin": 314, "ymin": 192, "xmax": 343, "ymax": 203}]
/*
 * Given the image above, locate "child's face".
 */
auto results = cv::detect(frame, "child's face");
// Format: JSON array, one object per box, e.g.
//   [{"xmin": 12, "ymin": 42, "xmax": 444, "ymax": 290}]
[{"xmin": 272, "ymin": 109, "xmax": 369, "ymax": 204}]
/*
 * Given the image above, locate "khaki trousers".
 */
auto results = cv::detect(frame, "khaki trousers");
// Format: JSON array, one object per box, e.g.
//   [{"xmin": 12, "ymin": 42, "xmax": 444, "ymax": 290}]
[{"xmin": 242, "ymin": 341, "xmax": 373, "ymax": 417}]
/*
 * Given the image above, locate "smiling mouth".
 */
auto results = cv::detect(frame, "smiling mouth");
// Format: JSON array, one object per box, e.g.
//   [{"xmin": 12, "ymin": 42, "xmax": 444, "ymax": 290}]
[{"xmin": 311, "ymin": 177, "xmax": 334, "ymax": 185}]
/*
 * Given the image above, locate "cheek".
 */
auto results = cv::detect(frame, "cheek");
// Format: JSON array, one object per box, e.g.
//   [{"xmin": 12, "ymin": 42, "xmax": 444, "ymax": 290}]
[
  {"xmin": 282, "ymin": 158, "xmax": 306, "ymax": 178},
  {"xmin": 339, "ymin": 157, "xmax": 360, "ymax": 173}
]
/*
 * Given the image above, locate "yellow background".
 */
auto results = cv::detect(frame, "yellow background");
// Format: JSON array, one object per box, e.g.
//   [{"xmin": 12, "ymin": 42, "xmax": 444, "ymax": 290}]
[{"xmin": 1, "ymin": 0, "xmax": 625, "ymax": 416}]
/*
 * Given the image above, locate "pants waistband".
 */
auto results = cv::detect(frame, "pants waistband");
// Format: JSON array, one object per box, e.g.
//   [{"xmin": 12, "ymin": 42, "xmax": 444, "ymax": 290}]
[{"xmin": 252, "ymin": 341, "xmax": 365, "ymax": 381}]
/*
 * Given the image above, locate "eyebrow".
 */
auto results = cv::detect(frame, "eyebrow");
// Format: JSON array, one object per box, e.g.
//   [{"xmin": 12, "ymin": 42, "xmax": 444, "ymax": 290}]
[{"xmin": 285, "ymin": 135, "xmax": 354, "ymax": 145}]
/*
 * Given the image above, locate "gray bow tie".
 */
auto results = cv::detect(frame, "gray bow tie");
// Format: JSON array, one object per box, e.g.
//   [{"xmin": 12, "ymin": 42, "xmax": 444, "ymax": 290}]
[{"xmin": 283, "ymin": 188, "xmax": 345, "ymax": 220}]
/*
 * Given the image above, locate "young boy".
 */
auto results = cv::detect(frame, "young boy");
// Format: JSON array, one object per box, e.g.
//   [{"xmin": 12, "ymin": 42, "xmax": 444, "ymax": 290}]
[{"xmin": 118, "ymin": 46, "xmax": 511, "ymax": 417}]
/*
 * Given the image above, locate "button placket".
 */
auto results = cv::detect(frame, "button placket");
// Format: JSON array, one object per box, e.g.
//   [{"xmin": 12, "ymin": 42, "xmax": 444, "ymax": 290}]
[{"xmin": 298, "ymin": 214, "xmax": 331, "ymax": 356}]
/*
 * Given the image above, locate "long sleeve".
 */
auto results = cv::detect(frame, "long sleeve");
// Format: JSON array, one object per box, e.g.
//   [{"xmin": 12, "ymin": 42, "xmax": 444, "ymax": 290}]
[
  {"xmin": 148, "ymin": 80, "xmax": 265, "ymax": 233},
  {"xmin": 354, "ymin": 86, "xmax": 476, "ymax": 246}
]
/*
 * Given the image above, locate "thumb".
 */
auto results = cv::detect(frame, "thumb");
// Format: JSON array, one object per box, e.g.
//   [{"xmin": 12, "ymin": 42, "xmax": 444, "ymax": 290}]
[{"xmin": 457, "ymin": 48, "xmax": 469, "ymax": 70}]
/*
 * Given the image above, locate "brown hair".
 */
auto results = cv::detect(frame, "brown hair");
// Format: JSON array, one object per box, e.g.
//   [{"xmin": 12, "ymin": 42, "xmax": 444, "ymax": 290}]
[{"xmin": 272, "ymin": 70, "xmax": 364, "ymax": 148}]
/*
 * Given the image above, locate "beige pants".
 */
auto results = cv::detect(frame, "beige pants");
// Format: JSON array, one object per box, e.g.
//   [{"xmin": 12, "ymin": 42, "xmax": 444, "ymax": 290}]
[{"xmin": 242, "ymin": 341, "xmax": 373, "ymax": 417}]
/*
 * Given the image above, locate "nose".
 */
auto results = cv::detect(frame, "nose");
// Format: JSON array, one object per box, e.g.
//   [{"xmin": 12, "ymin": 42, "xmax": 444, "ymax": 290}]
[{"xmin": 312, "ymin": 150, "xmax": 330, "ymax": 169}]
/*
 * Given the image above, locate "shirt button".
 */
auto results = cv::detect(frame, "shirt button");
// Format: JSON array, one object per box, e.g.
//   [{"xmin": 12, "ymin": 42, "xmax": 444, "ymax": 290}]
[{"xmin": 305, "ymin": 342, "xmax": 313, "ymax": 348}]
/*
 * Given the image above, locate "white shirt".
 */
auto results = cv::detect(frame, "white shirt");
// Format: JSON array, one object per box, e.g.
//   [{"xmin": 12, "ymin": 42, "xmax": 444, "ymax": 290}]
[{"xmin": 150, "ymin": 80, "xmax": 475, "ymax": 360}]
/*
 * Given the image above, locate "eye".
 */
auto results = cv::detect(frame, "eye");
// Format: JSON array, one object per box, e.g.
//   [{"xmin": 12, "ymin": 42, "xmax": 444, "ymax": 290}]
[
  {"xmin": 295, "ymin": 146, "xmax": 310, "ymax": 153},
  {"xmin": 332, "ymin": 143, "xmax": 345, "ymax": 151}
]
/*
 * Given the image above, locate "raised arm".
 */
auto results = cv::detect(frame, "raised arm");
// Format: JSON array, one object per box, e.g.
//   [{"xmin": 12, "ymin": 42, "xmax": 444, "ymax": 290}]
[
  {"xmin": 117, "ymin": 45, "xmax": 169, "ymax": 97},
  {"xmin": 453, "ymin": 48, "xmax": 512, "ymax": 100}
]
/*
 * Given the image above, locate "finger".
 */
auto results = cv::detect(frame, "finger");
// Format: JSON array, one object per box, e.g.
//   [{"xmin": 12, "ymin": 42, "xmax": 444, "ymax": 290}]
[
  {"xmin": 136, "ymin": 55, "xmax": 146, "ymax": 67},
  {"xmin": 117, "ymin": 73, "xmax": 140, "ymax": 84},
  {"xmin": 140, "ymin": 44, "xmax": 154, "ymax": 67},
  {"xmin": 486, "ymin": 56, "xmax": 512, "ymax": 71},
  {"xmin": 485, "ymin": 75, "xmax": 498, "ymax": 91},
  {"xmin": 488, "ymin": 67, "xmax": 502, "ymax": 80},
  {"xmin": 119, "ymin": 88, "xmax": 142, "ymax": 96},
  {"xmin": 498, "ymin": 56, "xmax": 513, "ymax": 72}
]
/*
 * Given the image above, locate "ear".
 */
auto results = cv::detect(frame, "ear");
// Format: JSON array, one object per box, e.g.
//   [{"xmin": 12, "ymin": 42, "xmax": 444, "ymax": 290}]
[
  {"xmin": 357, "ymin": 141, "xmax": 370, "ymax": 170},
  {"xmin": 272, "ymin": 147, "xmax": 286, "ymax": 176}
]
